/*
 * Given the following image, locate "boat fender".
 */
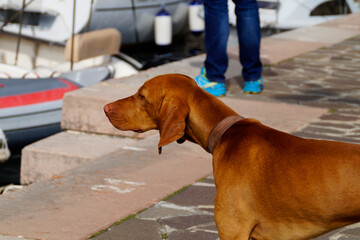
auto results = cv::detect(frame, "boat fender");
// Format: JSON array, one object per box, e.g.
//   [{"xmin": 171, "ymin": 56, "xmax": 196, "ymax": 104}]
[
  {"xmin": 0, "ymin": 128, "xmax": 10, "ymax": 163},
  {"xmin": 154, "ymin": 8, "xmax": 172, "ymax": 46},
  {"xmin": 188, "ymin": 0, "xmax": 205, "ymax": 35}
]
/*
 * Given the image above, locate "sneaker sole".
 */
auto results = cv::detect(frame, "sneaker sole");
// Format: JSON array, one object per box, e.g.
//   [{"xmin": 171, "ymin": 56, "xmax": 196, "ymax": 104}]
[{"xmin": 203, "ymin": 87, "xmax": 226, "ymax": 97}]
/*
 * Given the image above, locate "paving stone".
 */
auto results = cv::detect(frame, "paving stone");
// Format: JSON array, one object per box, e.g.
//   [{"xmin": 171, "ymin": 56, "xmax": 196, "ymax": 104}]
[
  {"xmin": 262, "ymin": 81, "xmax": 293, "ymax": 93},
  {"xmin": 91, "ymin": 219, "xmax": 163, "ymax": 240},
  {"xmin": 343, "ymin": 226, "xmax": 360, "ymax": 237},
  {"xmin": 167, "ymin": 185, "xmax": 216, "ymax": 207},
  {"xmin": 272, "ymin": 94, "xmax": 325, "ymax": 103},
  {"xmin": 329, "ymin": 97, "xmax": 360, "ymax": 108},
  {"xmin": 198, "ymin": 223, "xmax": 218, "ymax": 232},
  {"xmin": 320, "ymin": 114, "xmax": 359, "ymax": 121},
  {"xmin": 324, "ymin": 78, "xmax": 360, "ymax": 86},
  {"xmin": 292, "ymin": 132, "xmax": 360, "ymax": 144},
  {"xmin": 201, "ymin": 178, "xmax": 215, "ymax": 185},
  {"xmin": 167, "ymin": 230, "xmax": 218, "ymax": 240},
  {"xmin": 311, "ymin": 122, "xmax": 355, "ymax": 129},
  {"xmin": 297, "ymin": 88, "xmax": 340, "ymax": 97},
  {"xmin": 336, "ymin": 236, "xmax": 360, "ymax": 240},
  {"xmin": 160, "ymin": 215, "xmax": 215, "ymax": 230},
  {"xmin": 137, "ymin": 205, "xmax": 194, "ymax": 220},
  {"xmin": 300, "ymin": 126, "xmax": 346, "ymax": 135},
  {"xmin": 338, "ymin": 109, "xmax": 360, "ymax": 115}
]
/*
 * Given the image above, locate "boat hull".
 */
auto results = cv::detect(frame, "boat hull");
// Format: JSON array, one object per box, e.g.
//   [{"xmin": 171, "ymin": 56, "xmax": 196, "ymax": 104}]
[{"xmin": 0, "ymin": 78, "xmax": 80, "ymax": 154}]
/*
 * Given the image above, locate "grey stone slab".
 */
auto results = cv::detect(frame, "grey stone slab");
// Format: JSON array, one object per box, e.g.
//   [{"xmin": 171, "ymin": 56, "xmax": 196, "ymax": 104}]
[
  {"xmin": 167, "ymin": 185, "xmax": 216, "ymax": 207},
  {"xmin": 160, "ymin": 215, "xmax": 215, "ymax": 230},
  {"xmin": 137, "ymin": 206, "xmax": 195, "ymax": 220},
  {"xmin": 91, "ymin": 219, "xmax": 163, "ymax": 240},
  {"xmin": 293, "ymin": 131, "xmax": 360, "ymax": 144},
  {"xmin": 313, "ymin": 223, "xmax": 360, "ymax": 239},
  {"xmin": 167, "ymin": 230, "xmax": 218, "ymax": 240},
  {"xmin": 343, "ymin": 227, "xmax": 360, "ymax": 237},
  {"xmin": 320, "ymin": 113, "xmax": 359, "ymax": 121}
]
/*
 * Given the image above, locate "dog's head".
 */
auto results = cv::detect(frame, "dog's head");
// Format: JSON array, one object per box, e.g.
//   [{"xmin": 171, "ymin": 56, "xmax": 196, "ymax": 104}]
[{"xmin": 104, "ymin": 74, "xmax": 199, "ymax": 153}]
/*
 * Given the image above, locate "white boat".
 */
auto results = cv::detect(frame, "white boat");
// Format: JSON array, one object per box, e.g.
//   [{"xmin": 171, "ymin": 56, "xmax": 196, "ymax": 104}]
[
  {"xmin": 0, "ymin": 0, "xmax": 189, "ymax": 45},
  {"xmin": 258, "ymin": 0, "xmax": 360, "ymax": 29},
  {"xmin": 228, "ymin": 0, "xmax": 360, "ymax": 29}
]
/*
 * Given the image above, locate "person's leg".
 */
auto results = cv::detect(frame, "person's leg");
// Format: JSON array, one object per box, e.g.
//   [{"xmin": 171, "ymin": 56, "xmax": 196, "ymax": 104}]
[
  {"xmin": 203, "ymin": 0, "xmax": 230, "ymax": 83},
  {"xmin": 195, "ymin": 0, "xmax": 228, "ymax": 96},
  {"xmin": 233, "ymin": 0, "xmax": 263, "ymax": 93}
]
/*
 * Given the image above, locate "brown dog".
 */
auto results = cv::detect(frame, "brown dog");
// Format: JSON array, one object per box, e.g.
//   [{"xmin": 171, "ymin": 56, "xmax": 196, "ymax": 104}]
[{"xmin": 104, "ymin": 74, "xmax": 360, "ymax": 240}]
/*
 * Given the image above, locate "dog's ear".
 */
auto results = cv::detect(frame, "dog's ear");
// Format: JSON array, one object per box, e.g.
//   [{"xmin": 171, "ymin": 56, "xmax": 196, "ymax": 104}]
[{"xmin": 157, "ymin": 97, "xmax": 189, "ymax": 154}]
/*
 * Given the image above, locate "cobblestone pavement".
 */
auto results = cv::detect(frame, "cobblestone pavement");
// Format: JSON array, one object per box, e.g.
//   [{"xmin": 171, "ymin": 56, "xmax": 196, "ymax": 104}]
[
  {"xmin": 228, "ymin": 34, "xmax": 360, "ymax": 145},
  {"xmin": 91, "ymin": 35, "xmax": 360, "ymax": 240}
]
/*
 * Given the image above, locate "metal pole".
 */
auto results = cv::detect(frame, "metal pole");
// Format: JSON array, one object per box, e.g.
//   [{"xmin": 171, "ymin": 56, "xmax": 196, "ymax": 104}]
[
  {"xmin": 130, "ymin": 0, "xmax": 140, "ymax": 45},
  {"xmin": 85, "ymin": 0, "xmax": 94, "ymax": 32},
  {"xmin": 15, "ymin": 0, "xmax": 26, "ymax": 65},
  {"xmin": 70, "ymin": 0, "xmax": 76, "ymax": 70}
]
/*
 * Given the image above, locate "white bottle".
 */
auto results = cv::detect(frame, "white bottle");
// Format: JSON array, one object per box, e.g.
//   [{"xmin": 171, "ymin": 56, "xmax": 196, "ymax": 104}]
[
  {"xmin": 188, "ymin": 0, "xmax": 205, "ymax": 34},
  {"xmin": 154, "ymin": 8, "xmax": 172, "ymax": 46}
]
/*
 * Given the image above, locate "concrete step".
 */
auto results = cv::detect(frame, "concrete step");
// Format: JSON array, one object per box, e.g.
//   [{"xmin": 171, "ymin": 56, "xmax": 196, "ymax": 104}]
[{"xmin": 21, "ymin": 131, "xmax": 139, "ymax": 184}]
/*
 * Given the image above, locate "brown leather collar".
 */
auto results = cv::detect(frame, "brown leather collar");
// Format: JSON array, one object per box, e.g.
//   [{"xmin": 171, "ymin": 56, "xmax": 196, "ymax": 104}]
[{"xmin": 208, "ymin": 115, "xmax": 244, "ymax": 154}]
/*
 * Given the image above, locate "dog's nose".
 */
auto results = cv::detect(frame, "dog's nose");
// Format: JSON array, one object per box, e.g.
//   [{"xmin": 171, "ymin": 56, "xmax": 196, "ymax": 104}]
[{"xmin": 104, "ymin": 104, "xmax": 111, "ymax": 115}]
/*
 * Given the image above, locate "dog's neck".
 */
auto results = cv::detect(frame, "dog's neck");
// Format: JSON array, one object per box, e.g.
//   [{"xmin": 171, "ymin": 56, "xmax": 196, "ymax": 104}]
[
  {"xmin": 186, "ymin": 91, "xmax": 243, "ymax": 153},
  {"xmin": 207, "ymin": 115, "xmax": 244, "ymax": 153}
]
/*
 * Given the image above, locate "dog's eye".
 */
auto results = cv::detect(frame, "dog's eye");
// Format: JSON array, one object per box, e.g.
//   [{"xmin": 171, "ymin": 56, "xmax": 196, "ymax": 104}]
[{"xmin": 138, "ymin": 93, "xmax": 146, "ymax": 100}]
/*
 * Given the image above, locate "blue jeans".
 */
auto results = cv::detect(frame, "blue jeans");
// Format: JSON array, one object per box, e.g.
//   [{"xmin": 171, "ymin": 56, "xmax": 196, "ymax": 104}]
[{"xmin": 203, "ymin": 0, "xmax": 262, "ymax": 83}]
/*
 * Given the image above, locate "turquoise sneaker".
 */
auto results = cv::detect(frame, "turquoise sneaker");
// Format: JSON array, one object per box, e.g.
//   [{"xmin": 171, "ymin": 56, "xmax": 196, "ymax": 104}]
[
  {"xmin": 243, "ymin": 77, "xmax": 264, "ymax": 94},
  {"xmin": 194, "ymin": 68, "xmax": 226, "ymax": 97}
]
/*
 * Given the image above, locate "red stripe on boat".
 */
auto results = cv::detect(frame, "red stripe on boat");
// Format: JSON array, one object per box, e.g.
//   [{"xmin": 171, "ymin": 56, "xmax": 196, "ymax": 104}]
[{"xmin": 0, "ymin": 78, "xmax": 79, "ymax": 109}]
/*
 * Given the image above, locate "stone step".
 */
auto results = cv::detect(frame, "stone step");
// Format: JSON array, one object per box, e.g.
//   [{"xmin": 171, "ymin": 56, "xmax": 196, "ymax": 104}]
[{"xmin": 21, "ymin": 131, "xmax": 139, "ymax": 184}]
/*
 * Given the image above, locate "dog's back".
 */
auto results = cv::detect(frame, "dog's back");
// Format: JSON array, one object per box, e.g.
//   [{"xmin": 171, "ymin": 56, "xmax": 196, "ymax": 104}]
[{"xmin": 213, "ymin": 119, "xmax": 360, "ymax": 239}]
